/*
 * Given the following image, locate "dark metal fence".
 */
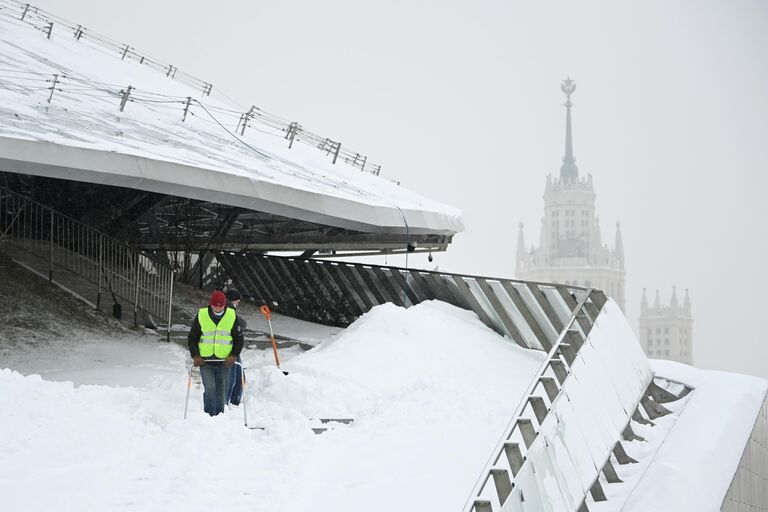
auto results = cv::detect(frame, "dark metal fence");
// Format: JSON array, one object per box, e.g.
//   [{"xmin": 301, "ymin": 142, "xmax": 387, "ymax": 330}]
[{"xmin": 0, "ymin": 185, "xmax": 174, "ymax": 335}]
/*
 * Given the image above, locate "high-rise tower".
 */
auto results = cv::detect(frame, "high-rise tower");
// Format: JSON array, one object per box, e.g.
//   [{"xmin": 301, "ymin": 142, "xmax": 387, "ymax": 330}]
[
  {"xmin": 638, "ymin": 288, "xmax": 694, "ymax": 364},
  {"xmin": 516, "ymin": 79, "xmax": 626, "ymax": 310}
]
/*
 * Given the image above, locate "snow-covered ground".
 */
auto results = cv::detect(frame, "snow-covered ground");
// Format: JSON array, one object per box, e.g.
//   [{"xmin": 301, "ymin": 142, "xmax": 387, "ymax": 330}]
[{"xmin": 0, "ymin": 300, "xmax": 544, "ymax": 512}]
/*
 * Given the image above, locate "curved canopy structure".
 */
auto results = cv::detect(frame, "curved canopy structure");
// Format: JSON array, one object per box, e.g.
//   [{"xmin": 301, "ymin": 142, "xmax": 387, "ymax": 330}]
[{"xmin": 0, "ymin": 1, "xmax": 463, "ymax": 254}]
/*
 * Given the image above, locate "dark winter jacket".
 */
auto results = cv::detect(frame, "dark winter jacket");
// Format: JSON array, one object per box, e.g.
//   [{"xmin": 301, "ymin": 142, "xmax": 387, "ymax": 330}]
[
  {"xmin": 187, "ymin": 306, "xmax": 244, "ymax": 361},
  {"xmin": 228, "ymin": 301, "xmax": 247, "ymax": 332}
]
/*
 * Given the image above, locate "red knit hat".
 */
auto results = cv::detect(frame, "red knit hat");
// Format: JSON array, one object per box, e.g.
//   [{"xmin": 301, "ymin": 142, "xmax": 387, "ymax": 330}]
[{"xmin": 210, "ymin": 290, "xmax": 227, "ymax": 308}]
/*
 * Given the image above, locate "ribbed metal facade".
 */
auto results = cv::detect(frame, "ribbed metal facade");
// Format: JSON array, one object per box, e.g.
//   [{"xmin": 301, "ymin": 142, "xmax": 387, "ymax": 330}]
[
  {"xmin": 722, "ymin": 393, "xmax": 768, "ymax": 511},
  {"xmin": 216, "ymin": 252, "xmax": 606, "ymax": 352}
]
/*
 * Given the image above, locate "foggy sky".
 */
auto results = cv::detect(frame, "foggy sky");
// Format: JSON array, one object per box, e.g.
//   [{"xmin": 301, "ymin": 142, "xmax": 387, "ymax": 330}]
[{"xmin": 31, "ymin": 0, "xmax": 768, "ymax": 378}]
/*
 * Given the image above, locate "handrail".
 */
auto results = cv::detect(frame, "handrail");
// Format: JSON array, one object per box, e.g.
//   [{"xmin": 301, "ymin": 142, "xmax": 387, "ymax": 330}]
[
  {"xmin": 0, "ymin": 184, "xmax": 174, "ymax": 338},
  {"xmin": 257, "ymin": 252, "xmax": 591, "ymax": 292},
  {"xmin": 460, "ymin": 289, "xmax": 593, "ymax": 512}
]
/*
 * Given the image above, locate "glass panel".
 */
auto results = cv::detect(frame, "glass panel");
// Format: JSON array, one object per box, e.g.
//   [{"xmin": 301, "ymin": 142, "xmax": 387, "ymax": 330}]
[
  {"xmin": 510, "ymin": 283, "xmax": 559, "ymax": 346},
  {"xmin": 465, "ymin": 278, "xmax": 506, "ymax": 336},
  {"xmin": 541, "ymin": 286, "xmax": 572, "ymax": 326},
  {"xmin": 489, "ymin": 281, "xmax": 542, "ymax": 350},
  {"xmin": 569, "ymin": 287, "xmax": 588, "ymax": 303}
]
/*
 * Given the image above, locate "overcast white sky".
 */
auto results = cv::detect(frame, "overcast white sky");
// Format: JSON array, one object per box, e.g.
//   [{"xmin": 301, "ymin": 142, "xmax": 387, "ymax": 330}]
[{"xmin": 33, "ymin": 0, "xmax": 768, "ymax": 378}]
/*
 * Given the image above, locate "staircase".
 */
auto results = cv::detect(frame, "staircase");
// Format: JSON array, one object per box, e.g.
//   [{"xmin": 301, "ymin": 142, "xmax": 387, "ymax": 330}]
[{"xmin": 0, "ymin": 185, "xmax": 174, "ymax": 336}]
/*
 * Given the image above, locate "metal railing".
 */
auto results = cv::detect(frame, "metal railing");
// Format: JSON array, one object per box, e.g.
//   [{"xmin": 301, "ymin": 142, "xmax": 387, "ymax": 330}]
[
  {"xmin": 464, "ymin": 296, "xmax": 657, "ymax": 512},
  {"xmin": 0, "ymin": 0, "xmax": 383, "ymax": 175},
  {"xmin": 215, "ymin": 252, "xmax": 598, "ymax": 352},
  {"xmin": 0, "ymin": 185, "xmax": 174, "ymax": 337}
]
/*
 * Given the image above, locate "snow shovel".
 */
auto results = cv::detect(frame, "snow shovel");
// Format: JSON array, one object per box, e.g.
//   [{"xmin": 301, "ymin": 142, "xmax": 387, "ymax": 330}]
[
  {"xmin": 260, "ymin": 305, "xmax": 289, "ymax": 375},
  {"xmin": 183, "ymin": 363, "xmax": 193, "ymax": 419}
]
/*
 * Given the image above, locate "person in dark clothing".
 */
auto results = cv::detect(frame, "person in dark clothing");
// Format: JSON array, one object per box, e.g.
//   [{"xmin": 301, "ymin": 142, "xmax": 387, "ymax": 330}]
[
  {"xmin": 224, "ymin": 287, "xmax": 245, "ymax": 406},
  {"xmin": 188, "ymin": 290, "xmax": 244, "ymax": 416}
]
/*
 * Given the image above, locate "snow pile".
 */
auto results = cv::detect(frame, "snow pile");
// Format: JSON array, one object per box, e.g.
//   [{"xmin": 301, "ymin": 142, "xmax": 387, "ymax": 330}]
[{"xmin": 0, "ymin": 301, "xmax": 543, "ymax": 512}]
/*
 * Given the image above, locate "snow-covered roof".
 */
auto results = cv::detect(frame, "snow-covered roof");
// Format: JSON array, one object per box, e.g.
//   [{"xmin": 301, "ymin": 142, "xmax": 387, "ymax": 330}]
[{"xmin": 0, "ymin": 2, "xmax": 463, "ymax": 236}]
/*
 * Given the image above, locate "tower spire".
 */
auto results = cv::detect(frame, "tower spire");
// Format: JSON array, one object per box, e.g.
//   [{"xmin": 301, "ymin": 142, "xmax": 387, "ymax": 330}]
[
  {"xmin": 516, "ymin": 223, "xmax": 526, "ymax": 273},
  {"xmin": 671, "ymin": 286, "xmax": 679, "ymax": 312},
  {"xmin": 560, "ymin": 77, "xmax": 579, "ymax": 180}
]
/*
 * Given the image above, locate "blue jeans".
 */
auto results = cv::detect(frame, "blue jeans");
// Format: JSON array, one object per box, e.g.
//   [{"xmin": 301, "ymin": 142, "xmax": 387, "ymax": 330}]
[
  {"xmin": 199, "ymin": 364, "xmax": 228, "ymax": 416},
  {"xmin": 226, "ymin": 355, "xmax": 243, "ymax": 405}
]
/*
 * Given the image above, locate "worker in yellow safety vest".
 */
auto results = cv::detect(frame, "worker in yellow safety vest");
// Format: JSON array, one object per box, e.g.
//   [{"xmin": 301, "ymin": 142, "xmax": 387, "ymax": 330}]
[{"xmin": 187, "ymin": 290, "xmax": 244, "ymax": 416}]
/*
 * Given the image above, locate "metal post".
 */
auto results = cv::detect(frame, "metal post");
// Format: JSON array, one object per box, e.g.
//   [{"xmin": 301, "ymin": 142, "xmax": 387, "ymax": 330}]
[
  {"xmin": 48, "ymin": 210, "xmax": 53, "ymax": 285},
  {"xmin": 47, "ymin": 74, "xmax": 58, "ymax": 104},
  {"xmin": 133, "ymin": 253, "xmax": 140, "ymax": 328},
  {"xmin": 240, "ymin": 106, "xmax": 254, "ymax": 136},
  {"xmin": 199, "ymin": 250, "xmax": 204, "ymax": 289},
  {"xmin": 74, "ymin": 25, "xmax": 83, "ymax": 40},
  {"xmin": 166, "ymin": 272, "xmax": 174, "ymax": 343},
  {"xmin": 45, "ymin": 22, "xmax": 53, "ymax": 39},
  {"xmin": 21, "ymin": 4, "xmax": 29, "ymax": 21},
  {"xmin": 182, "ymin": 96, "xmax": 192, "ymax": 122},
  {"xmin": 286, "ymin": 122, "xmax": 300, "ymax": 149},
  {"xmin": 119, "ymin": 86, "xmax": 133, "ymax": 112},
  {"xmin": 121, "ymin": 44, "xmax": 130, "ymax": 60},
  {"xmin": 332, "ymin": 142, "xmax": 341, "ymax": 164},
  {"xmin": 96, "ymin": 235, "xmax": 102, "ymax": 310}
]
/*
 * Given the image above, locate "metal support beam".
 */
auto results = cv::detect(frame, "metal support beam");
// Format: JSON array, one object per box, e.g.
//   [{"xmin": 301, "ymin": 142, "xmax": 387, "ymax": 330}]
[
  {"xmin": 641, "ymin": 396, "xmax": 673, "ymax": 420},
  {"xmin": 528, "ymin": 396, "xmax": 549, "ymax": 425},
  {"xmin": 477, "ymin": 278, "xmax": 527, "ymax": 347},
  {"xmin": 602, "ymin": 459, "xmax": 622, "ymax": 483},
  {"xmin": 501, "ymin": 281, "xmax": 553, "ymax": 351},
  {"xmin": 517, "ymin": 419, "xmax": 536, "ymax": 449},
  {"xmin": 503, "ymin": 442, "xmax": 525, "ymax": 477},
  {"xmin": 539, "ymin": 377, "xmax": 560, "ymax": 403},
  {"xmin": 527, "ymin": 283, "xmax": 565, "ymax": 333},
  {"xmin": 613, "ymin": 441, "xmax": 639, "ymax": 465},
  {"xmin": 490, "ymin": 468, "xmax": 513, "ymax": 506}
]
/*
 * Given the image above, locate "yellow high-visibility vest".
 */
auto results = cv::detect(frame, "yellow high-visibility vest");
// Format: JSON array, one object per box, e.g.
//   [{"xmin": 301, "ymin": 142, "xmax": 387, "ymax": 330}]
[{"xmin": 197, "ymin": 307, "xmax": 236, "ymax": 359}]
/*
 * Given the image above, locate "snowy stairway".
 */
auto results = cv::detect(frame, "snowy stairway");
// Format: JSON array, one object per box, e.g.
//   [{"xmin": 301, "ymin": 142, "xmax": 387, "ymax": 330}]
[
  {"xmin": 0, "ymin": 185, "xmax": 174, "ymax": 331},
  {"xmin": 0, "ymin": 240, "xmax": 177, "ymax": 331},
  {"xmin": 464, "ymin": 297, "xmax": 660, "ymax": 512}
]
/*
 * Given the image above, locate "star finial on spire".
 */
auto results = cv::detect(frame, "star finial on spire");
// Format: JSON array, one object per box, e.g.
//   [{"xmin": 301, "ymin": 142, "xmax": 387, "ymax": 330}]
[{"xmin": 561, "ymin": 77, "xmax": 576, "ymax": 106}]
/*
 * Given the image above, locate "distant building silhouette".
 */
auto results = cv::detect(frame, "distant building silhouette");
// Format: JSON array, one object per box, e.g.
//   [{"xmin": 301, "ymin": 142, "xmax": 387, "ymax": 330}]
[
  {"xmin": 516, "ymin": 78, "xmax": 626, "ymax": 310},
  {"xmin": 638, "ymin": 287, "xmax": 693, "ymax": 364}
]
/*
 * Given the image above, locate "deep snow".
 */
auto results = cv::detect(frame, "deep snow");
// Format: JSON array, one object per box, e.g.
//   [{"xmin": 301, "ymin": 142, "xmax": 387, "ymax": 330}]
[{"xmin": 0, "ymin": 301, "xmax": 544, "ymax": 512}]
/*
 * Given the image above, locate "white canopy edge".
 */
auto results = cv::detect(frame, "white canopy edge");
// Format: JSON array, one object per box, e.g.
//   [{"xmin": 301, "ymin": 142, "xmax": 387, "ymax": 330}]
[{"xmin": 0, "ymin": 136, "xmax": 463, "ymax": 236}]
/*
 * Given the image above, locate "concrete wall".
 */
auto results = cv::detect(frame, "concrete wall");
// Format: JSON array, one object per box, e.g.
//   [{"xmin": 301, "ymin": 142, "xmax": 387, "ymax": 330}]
[{"xmin": 722, "ymin": 393, "xmax": 768, "ymax": 511}]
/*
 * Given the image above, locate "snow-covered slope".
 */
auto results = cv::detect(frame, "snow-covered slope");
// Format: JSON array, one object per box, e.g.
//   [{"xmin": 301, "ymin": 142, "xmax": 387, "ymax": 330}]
[
  {"xmin": 609, "ymin": 361, "xmax": 767, "ymax": 512},
  {"xmin": 0, "ymin": 2, "xmax": 462, "ymax": 234},
  {"xmin": 0, "ymin": 301, "xmax": 543, "ymax": 512}
]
